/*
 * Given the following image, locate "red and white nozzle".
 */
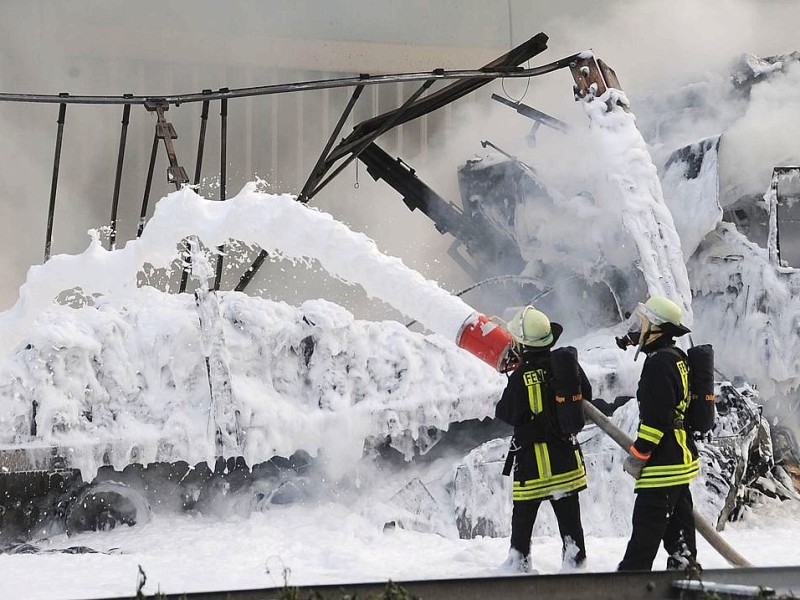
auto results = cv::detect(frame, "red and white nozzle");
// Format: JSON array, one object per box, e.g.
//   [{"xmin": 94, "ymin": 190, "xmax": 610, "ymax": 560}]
[{"xmin": 455, "ymin": 312, "xmax": 518, "ymax": 373}]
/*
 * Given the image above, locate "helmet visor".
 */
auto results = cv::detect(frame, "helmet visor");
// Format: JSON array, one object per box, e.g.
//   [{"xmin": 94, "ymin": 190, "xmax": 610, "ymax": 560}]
[{"xmin": 636, "ymin": 302, "xmax": 669, "ymax": 327}]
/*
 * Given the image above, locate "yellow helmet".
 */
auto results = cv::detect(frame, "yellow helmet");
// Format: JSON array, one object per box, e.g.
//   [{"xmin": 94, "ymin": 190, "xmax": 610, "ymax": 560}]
[
  {"xmin": 636, "ymin": 295, "xmax": 690, "ymax": 336},
  {"xmin": 507, "ymin": 306, "xmax": 562, "ymax": 348}
]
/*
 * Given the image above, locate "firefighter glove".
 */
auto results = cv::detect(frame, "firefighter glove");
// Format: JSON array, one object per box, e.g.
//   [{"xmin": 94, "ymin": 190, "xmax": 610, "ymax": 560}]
[{"xmin": 623, "ymin": 445, "xmax": 650, "ymax": 479}]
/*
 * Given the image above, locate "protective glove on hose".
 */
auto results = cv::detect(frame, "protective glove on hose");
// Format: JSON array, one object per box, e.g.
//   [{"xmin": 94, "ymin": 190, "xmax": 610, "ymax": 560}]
[{"xmin": 623, "ymin": 445, "xmax": 651, "ymax": 479}]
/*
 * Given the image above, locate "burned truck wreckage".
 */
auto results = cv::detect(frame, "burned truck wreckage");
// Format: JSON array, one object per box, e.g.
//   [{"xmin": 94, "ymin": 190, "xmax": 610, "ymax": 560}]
[{"xmin": 0, "ymin": 32, "xmax": 799, "ymax": 559}]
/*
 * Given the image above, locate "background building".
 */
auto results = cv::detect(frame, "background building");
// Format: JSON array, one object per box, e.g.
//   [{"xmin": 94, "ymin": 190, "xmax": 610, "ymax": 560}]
[{"xmin": 0, "ymin": 0, "xmax": 798, "ymax": 321}]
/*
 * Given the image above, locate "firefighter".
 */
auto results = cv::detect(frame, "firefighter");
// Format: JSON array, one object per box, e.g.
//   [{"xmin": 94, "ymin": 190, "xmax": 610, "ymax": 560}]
[
  {"xmin": 495, "ymin": 306, "xmax": 591, "ymax": 573},
  {"xmin": 617, "ymin": 295, "xmax": 699, "ymax": 571}
]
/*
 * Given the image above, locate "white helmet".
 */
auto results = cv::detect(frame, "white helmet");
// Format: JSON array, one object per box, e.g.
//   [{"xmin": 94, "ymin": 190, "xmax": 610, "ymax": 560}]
[
  {"xmin": 636, "ymin": 296, "xmax": 690, "ymax": 336},
  {"xmin": 626, "ymin": 295, "xmax": 690, "ymax": 360},
  {"xmin": 507, "ymin": 306, "xmax": 562, "ymax": 348}
]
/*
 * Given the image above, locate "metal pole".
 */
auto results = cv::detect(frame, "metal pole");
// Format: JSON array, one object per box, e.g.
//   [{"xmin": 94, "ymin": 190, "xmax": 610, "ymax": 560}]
[
  {"xmin": 44, "ymin": 95, "xmax": 68, "ymax": 262},
  {"xmin": 138, "ymin": 130, "xmax": 159, "ymax": 238},
  {"xmin": 234, "ymin": 249, "xmax": 268, "ymax": 292},
  {"xmin": 307, "ymin": 79, "xmax": 435, "ymax": 201},
  {"xmin": 109, "ymin": 97, "xmax": 132, "ymax": 250},
  {"xmin": 299, "ymin": 84, "xmax": 364, "ymax": 202},
  {"xmin": 180, "ymin": 91, "xmax": 212, "ymax": 294},
  {"xmin": 194, "ymin": 91, "xmax": 212, "ymax": 186},
  {"xmin": 213, "ymin": 90, "xmax": 228, "ymax": 291}
]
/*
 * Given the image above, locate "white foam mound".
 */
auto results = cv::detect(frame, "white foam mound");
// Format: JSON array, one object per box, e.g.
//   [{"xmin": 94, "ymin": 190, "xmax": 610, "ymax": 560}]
[
  {"xmin": 0, "ymin": 184, "xmax": 505, "ymax": 480},
  {"xmin": 0, "ymin": 184, "xmax": 476, "ymax": 358},
  {"xmin": 0, "ymin": 289, "xmax": 503, "ymax": 480}
]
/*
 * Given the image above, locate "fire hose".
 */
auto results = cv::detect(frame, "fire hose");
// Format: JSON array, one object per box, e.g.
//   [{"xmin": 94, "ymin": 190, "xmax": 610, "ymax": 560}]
[
  {"xmin": 454, "ymin": 312, "xmax": 752, "ymax": 568},
  {"xmin": 582, "ymin": 399, "xmax": 753, "ymax": 568}
]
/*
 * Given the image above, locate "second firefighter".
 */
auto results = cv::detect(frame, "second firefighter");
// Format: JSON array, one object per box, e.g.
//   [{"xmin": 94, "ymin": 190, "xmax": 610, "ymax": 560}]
[{"xmin": 495, "ymin": 305, "xmax": 592, "ymax": 573}]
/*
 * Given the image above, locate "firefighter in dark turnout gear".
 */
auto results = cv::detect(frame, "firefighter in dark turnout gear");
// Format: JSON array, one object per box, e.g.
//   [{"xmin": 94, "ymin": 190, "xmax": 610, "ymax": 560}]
[
  {"xmin": 495, "ymin": 306, "xmax": 591, "ymax": 573},
  {"xmin": 617, "ymin": 295, "xmax": 700, "ymax": 572}
]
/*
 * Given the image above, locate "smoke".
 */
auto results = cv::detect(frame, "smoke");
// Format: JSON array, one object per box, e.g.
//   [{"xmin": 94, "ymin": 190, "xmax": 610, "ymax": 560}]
[
  {"xmin": 720, "ymin": 61, "xmax": 800, "ymax": 204},
  {"xmin": 0, "ymin": 0, "xmax": 799, "ymax": 322},
  {"xmin": 539, "ymin": 0, "xmax": 798, "ymax": 91}
]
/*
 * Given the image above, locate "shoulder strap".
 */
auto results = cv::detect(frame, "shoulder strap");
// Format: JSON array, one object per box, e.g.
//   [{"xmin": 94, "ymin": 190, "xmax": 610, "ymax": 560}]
[
  {"xmin": 653, "ymin": 346, "xmax": 691, "ymax": 424},
  {"xmin": 655, "ymin": 345, "xmax": 687, "ymax": 362}
]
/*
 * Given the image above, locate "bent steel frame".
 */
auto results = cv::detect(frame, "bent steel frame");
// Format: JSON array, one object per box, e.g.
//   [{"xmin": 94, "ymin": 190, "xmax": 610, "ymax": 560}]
[{"xmin": 0, "ymin": 31, "xmax": 601, "ymax": 293}]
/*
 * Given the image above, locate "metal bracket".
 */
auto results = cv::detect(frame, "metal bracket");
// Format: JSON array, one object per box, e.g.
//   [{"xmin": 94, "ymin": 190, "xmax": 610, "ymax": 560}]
[
  {"xmin": 145, "ymin": 99, "xmax": 189, "ymax": 189},
  {"xmin": 569, "ymin": 55, "xmax": 625, "ymax": 111},
  {"xmin": 490, "ymin": 93, "xmax": 568, "ymax": 133}
]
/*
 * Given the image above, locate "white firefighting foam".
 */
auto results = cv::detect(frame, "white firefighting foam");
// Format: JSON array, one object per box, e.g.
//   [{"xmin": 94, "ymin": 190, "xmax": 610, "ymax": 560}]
[
  {"xmin": 579, "ymin": 88, "xmax": 695, "ymax": 324},
  {"xmin": 0, "ymin": 184, "xmax": 476, "ymax": 359}
]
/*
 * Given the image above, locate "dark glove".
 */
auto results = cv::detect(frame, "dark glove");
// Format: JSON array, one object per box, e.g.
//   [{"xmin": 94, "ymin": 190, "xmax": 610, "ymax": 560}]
[{"xmin": 623, "ymin": 445, "xmax": 650, "ymax": 479}]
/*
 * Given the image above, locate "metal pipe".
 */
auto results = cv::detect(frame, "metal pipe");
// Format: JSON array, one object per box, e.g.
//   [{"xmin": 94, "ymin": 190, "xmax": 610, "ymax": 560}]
[
  {"xmin": 44, "ymin": 96, "xmax": 68, "ymax": 262},
  {"xmin": 180, "ymin": 92, "xmax": 213, "ymax": 294},
  {"xmin": 214, "ymin": 91, "xmax": 228, "ymax": 291},
  {"xmin": 193, "ymin": 91, "xmax": 212, "ymax": 186},
  {"xmin": 306, "ymin": 78, "xmax": 435, "ymax": 200},
  {"xmin": 0, "ymin": 53, "xmax": 580, "ymax": 108},
  {"xmin": 220, "ymin": 91, "xmax": 228, "ymax": 202},
  {"xmin": 234, "ymin": 248, "xmax": 268, "ymax": 292},
  {"xmin": 299, "ymin": 84, "xmax": 364, "ymax": 202},
  {"xmin": 138, "ymin": 130, "xmax": 159, "ymax": 238},
  {"xmin": 109, "ymin": 97, "xmax": 132, "ymax": 250}
]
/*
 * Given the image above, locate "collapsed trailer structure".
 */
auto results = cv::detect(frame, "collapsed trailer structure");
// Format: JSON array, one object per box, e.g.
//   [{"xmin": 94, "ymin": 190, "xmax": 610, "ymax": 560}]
[{"xmin": 0, "ymin": 32, "xmax": 798, "ymax": 587}]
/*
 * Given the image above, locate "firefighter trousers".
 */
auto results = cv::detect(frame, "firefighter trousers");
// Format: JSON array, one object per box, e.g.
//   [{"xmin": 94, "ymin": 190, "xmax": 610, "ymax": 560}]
[
  {"xmin": 510, "ymin": 493, "xmax": 586, "ymax": 565},
  {"xmin": 617, "ymin": 484, "xmax": 697, "ymax": 571}
]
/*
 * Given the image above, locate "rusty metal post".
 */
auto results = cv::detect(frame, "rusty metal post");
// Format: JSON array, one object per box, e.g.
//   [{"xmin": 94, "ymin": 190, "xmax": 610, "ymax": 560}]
[
  {"xmin": 140, "ymin": 100, "xmax": 189, "ymax": 238},
  {"xmin": 146, "ymin": 100, "xmax": 188, "ymax": 190},
  {"xmin": 44, "ymin": 94, "xmax": 68, "ymax": 262},
  {"xmin": 569, "ymin": 54, "xmax": 627, "ymax": 113}
]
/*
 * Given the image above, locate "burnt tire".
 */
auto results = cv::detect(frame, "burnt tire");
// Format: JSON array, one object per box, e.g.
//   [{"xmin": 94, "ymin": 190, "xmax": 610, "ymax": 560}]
[{"xmin": 66, "ymin": 481, "xmax": 151, "ymax": 535}]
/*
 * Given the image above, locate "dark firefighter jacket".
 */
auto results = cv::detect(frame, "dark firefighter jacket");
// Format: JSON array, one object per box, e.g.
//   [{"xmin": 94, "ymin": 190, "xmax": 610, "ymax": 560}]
[
  {"xmin": 631, "ymin": 337, "xmax": 699, "ymax": 490},
  {"xmin": 495, "ymin": 347, "xmax": 590, "ymax": 502}
]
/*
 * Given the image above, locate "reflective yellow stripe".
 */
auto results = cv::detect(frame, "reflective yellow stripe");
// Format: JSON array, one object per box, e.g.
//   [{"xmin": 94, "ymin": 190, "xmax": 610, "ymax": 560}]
[
  {"xmin": 638, "ymin": 424, "xmax": 663, "ymax": 444},
  {"xmin": 528, "ymin": 384, "xmax": 540, "ymax": 414},
  {"xmin": 640, "ymin": 460, "xmax": 699, "ymax": 475},
  {"xmin": 676, "ymin": 360, "xmax": 690, "ymax": 416},
  {"xmin": 524, "ymin": 369, "xmax": 545, "ymax": 415},
  {"xmin": 534, "ymin": 442, "xmax": 552, "ymax": 479},
  {"xmin": 513, "ymin": 466, "xmax": 586, "ymax": 489},
  {"xmin": 675, "ymin": 428, "xmax": 693, "ymax": 464},
  {"xmin": 636, "ymin": 460, "xmax": 699, "ymax": 489},
  {"xmin": 514, "ymin": 476, "xmax": 587, "ymax": 500},
  {"xmin": 635, "ymin": 469, "xmax": 699, "ymax": 489},
  {"xmin": 513, "ymin": 465, "xmax": 587, "ymax": 500},
  {"xmin": 514, "ymin": 470, "xmax": 586, "ymax": 491}
]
